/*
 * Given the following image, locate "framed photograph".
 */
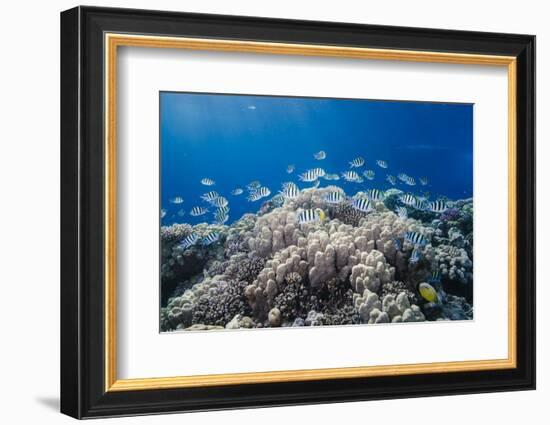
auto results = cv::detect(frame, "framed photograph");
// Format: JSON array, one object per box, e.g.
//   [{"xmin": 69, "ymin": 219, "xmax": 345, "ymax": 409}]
[{"xmin": 60, "ymin": 6, "xmax": 535, "ymax": 419}]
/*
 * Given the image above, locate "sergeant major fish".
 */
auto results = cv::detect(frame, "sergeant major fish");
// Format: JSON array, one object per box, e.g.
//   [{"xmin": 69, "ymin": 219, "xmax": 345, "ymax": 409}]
[
  {"xmin": 170, "ymin": 196, "xmax": 184, "ymax": 204},
  {"xmin": 179, "ymin": 233, "xmax": 199, "ymax": 249},
  {"xmin": 296, "ymin": 208, "xmax": 325, "ymax": 224},
  {"xmin": 351, "ymin": 197, "xmax": 373, "ymax": 213},
  {"xmin": 363, "ymin": 170, "xmax": 375, "ymax": 180},
  {"xmin": 190, "ymin": 206, "xmax": 208, "ymax": 217},
  {"xmin": 349, "ymin": 157, "xmax": 365, "ymax": 168},
  {"xmin": 201, "ymin": 232, "xmax": 220, "ymax": 245},
  {"xmin": 404, "ymin": 231, "xmax": 429, "ymax": 246},
  {"xmin": 313, "ymin": 150, "xmax": 326, "ymax": 160},
  {"xmin": 201, "ymin": 178, "xmax": 215, "ymax": 186}
]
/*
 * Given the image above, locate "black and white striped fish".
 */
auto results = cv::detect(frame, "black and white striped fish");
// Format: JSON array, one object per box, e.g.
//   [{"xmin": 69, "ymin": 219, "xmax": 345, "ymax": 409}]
[
  {"xmin": 190, "ymin": 206, "xmax": 208, "ymax": 216},
  {"xmin": 404, "ymin": 231, "xmax": 429, "ymax": 246},
  {"xmin": 428, "ymin": 200, "xmax": 448, "ymax": 213},
  {"xmin": 323, "ymin": 191, "xmax": 345, "ymax": 204},
  {"xmin": 314, "ymin": 150, "xmax": 326, "ymax": 160},
  {"xmin": 299, "ymin": 168, "xmax": 325, "ymax": 182},
  {"xmin": 215, "ymin": 206, "xmax": 229, "ymax": 215},
  {"xmin": 256, "ymin": 187, "xmax": 271, "ymax": 198},
  {"xmin": 341, "ymin": 171, "xmax": 363, "ymax": 183},
  {"xmin": 386, "ymin": 175, "xmax": 397, "ymax": 185},
  {"xmin": 395, "ymin": 206, "xmax": 408, "ymax": 219},
  {"xmin": 363, "ymin": 170, "xmax": 375, "ymax": 180},
  {"xmin": 376, "ymin": 160, "xmax": 388, "ymax": 169},
  {"xmin": 281, "ymin": 182, "xmax": 299, "ymax": 199},
  {"xmin": 323, "ymin": 173, "xmax": 340, "ymax": 181},
  {"xmin": 399, "ymin": 194, "xmax": 417, "ymax": 206},
  {"xmin": 200, "ymin": 191, "xmax": 219, "ymax": 203},
  {"xmin": 179, "ymin": 233, "xmax": 199, "ymax": 249},
  {"xmin": 365, "ymin": 188, "xmax": 384, "ymax": 202},
  {"xmin": 296, "ymin": 208, "xmax": 325, "ymax": 224},
  {"xmin": 413, "ymin": 199, "xmax": 428, "ymax": 211},
  {"xmin": 349, "ymin": 157, "xmax": 365, "ymax": 168},
  {"xmin": 247, "ymin": 192, "xmax": 263, "ymax": 202},
  {"xmin": 231, "ymin": 188, "xmax": 243, "ymax": 195},
  {"xmin": 397, "ymin": 173, "xmax": 409, "ymax": 182},
  {"xmin": 351, "ymin": 197, "xmax": 373, "ymax": 213},
  {"xmin": 201, "ymin": 178, "xmax": 215, "ymax": 186},
  {"xmin": 201, "ymin": 232, "xmax": 220, "ymax": 245},
  {"xmin": 409, "ymin": 247, "xmax": 422, "ymax": 264},
  {"xmin": 170, "ymin": 196, "xmax": 184, "ymax": 204},
  {"xmin": 247, "ymin": 181, "xmax": 261, "ymax": 190},
  {"xmin": 214, "ymin": 211, "xmax": 229, "ymax": 224},
  {"xmin": 210, "ymin": 196, "xmax": 229, "ymax": 208},
  {"xmin": 405, "ymin": 176, "xmax": 416, "ymax": 186}
]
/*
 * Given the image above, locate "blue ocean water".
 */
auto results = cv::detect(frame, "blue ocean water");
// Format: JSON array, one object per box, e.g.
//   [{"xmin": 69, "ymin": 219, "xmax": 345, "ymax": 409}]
[{"xmin": 160, "ymin": 92, "xmax": 472, "ymax": 226}]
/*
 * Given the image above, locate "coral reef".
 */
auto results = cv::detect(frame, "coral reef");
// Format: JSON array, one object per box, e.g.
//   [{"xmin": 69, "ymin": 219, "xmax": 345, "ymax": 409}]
[{"xmin": 160, "ymin": 188, "xmax": 474, "ymax": 331}]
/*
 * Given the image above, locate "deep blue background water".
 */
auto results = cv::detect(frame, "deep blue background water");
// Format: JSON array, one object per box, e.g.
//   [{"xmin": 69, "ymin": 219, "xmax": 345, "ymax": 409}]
[{"xmin": 160, "ymin": 92, "xmax": 473, "ymax": 226}]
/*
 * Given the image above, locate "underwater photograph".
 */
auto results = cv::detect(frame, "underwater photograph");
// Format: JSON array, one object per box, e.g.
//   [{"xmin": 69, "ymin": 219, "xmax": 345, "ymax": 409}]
[{"xmin": 159, "ymin": 92, "xmax": 474, "ymax": 332}]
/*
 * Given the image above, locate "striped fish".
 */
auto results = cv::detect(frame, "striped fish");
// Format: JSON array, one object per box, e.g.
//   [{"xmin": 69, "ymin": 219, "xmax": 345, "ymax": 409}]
[
  {"xmin": 409, "ymin": 247, "xmax": 422, "ymax": 264},
  {"xmin": 247, "ymin": 181, "xmax": 261, "ymax": 190},
  {"xmin": 190, "ymin": 206, "xmax": 208, "ymax": 217},
  {"xmin": 248, "ymin": 192, "xmax": 263, "ymax": 202},
  {"xmin": 296, "ymin": 208, "xmax": 325, "ymax": 224},
  {"xmin": 386, "ymin": 175, "xmax": 397, "ymax": 185},
  {"xmin": 215, "ymin": 206, "xmax": 229, "ymax": 215},
  {"xmin": 385, "ymin": 188, "xmax": 402, "ymax": 197},
  {"xmin": 428, "ymin": 270, "xmax": 441, "ymax": 285},
  {"xmin": 428, "ymin": 200, "xmax": 448, "ymax": 213},
  {"xmin": 299, "ymin": 168, "xmax": 325, "ymax": 182},
  {"xmin": 376, "ymin": 160, "xmax": 388, "ymax": 169},
  {"xmin": 210, "ymin": 196, "xmax": 229, "ymax": 208},
  {"xmin": 271, "ymin": 194, "xmax": 285, "ymax": 206},
  {"xmin": 363, "ymin": 170, "xmax": 375, "ymax": 180},
  {"xmin": 404, "ymin": 231, "xmax": 429, "ymax": 246},
  {"xmin": 341, "ymin": 171, "xmax": 363, "ymax": 183},
  {"xmin": 351, "ymin": 197, "xmax": 372, "ymax": 213},
  {"xmin": 201, "ymin": 178, "xmax": 215, "ymax": 186},
  {"xmin": 413, "ymin": 199, "xmax": 428, "ymax": 211},
  {"xmin": 395, "ymin": 207, "xmax": 408, "ymax": 219},
  {"xmin": 393, "ymin": 237, "xmax": 402, "ymax": 251},
  {"xmin": 349, "ymin": 157, "xmax": 365, "ymax": 168},
  {"xmin": 399, "ymin": 194, "xmax": 417, "ymax": 206},
  {"xmin": 323, "ymin": 191, "xmax": 345, "ymax": 204},
  {"xmin": 365, "ymin": 188, "xmax": 384, "ymax": 202},
  {"xmin": 200, "ymin": 191, "xmax": 219, "ymax": 203},
  {"xmin": 214, "ymin": 211, "xmax": 229, "ymax": 225},
  {"xmin": 419, "ymin": 176, "xmax": 429, "ymax": 186},
  {"xmin": 256, "ymin": 187, "xmax": 271, "ymax": 198},
  {"xmin": 170, "ymin": 196, "xmax": 184, "ymax": 204},
  {"xmin": 405, "ymin": 176, "xmax": 416, "ymax": 186},
  {"xmin": 281, "ymin": 182, "xmax": 299, "ymax": 199},
  {"xmin": 397, "ymin": 173, "xmax": 409, "ymax": 182},
  {"xmin": 323, "ymin": 173, "xmax": 340, "ymax": 181},
  {"xmin": 231, "ymin": 188, "xmax": 243, "ymax": 196},
  {"xmin": 314, "ymin": 150, "xmax": 326, "ymax": 160},
  {"xmin": 201, "ymin": 232, "xmax": 220, "ymax": 245},
  {"xmin": 179, "ymin": 233, "xmax": 199, "ymax": 249}
]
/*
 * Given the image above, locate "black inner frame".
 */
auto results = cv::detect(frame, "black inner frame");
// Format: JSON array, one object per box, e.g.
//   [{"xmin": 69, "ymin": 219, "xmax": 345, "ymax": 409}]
[{"xmin": 60, "ymin": 6, "xmax": 535, "ymax": 419}]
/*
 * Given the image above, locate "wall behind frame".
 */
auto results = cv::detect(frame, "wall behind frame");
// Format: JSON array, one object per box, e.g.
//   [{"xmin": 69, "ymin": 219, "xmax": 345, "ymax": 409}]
[{"xmin": 0, "ymin": 1, "xmax": 543, "ymax": 424}]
